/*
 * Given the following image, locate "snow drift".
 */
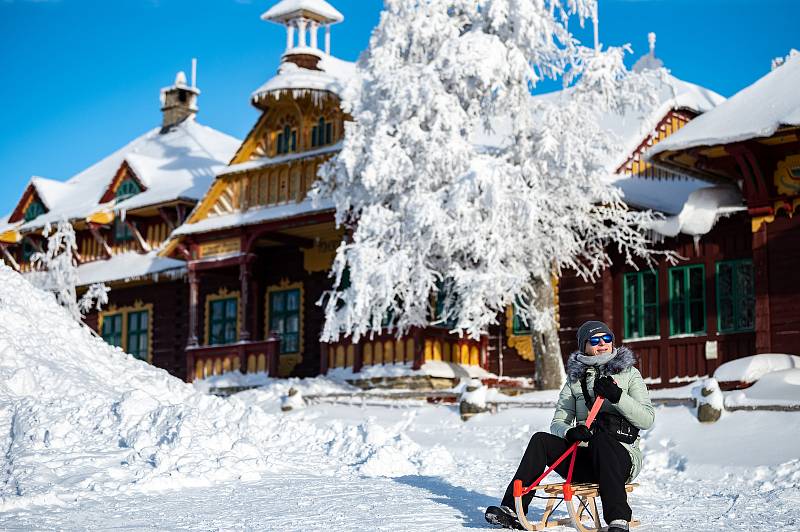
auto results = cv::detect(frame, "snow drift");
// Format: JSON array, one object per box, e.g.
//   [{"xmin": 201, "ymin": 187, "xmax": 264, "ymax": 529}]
[{"xmin": 0, "ymin": 265, "xmax": 447, "ymax": 510}]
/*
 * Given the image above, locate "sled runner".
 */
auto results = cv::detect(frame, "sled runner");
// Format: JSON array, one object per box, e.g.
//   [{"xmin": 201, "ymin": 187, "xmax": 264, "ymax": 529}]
[
  {"xmin": 514, "ymin": 481, "xmax": 639, "ymax": 531},
  {"xmin": 511, "ymin": 396, "xmax": 640, "ymax": 531}
]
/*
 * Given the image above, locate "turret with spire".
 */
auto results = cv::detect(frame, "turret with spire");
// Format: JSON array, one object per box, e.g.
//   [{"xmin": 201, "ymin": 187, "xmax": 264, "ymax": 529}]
[
  {"xmin": 261, "ymin": 0, "xmax": 344, "ymax": 71},
  {"xmin": 632, "ymin": 32, "xmax": 665, "ymax": 72}
]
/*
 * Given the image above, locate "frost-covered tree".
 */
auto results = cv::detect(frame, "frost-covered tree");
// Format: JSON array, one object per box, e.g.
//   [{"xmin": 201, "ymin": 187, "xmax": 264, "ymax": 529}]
[
  {"xmin": 312, "ymin": 0, "xmax": 668, "ymax": 388},
  {"xmin": 30, "ymin": 220, "xmax": 109, "ymax": 321}
]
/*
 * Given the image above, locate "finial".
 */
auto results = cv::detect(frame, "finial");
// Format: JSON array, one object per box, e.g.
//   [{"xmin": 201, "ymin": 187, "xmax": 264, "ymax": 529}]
[
  {"xmin": 648, "ymin": 32, "xmax": 656, "ymax": 56},
  {"xmin": 175, "ymin": 71, "xmax": 188, "ymax": 86}
]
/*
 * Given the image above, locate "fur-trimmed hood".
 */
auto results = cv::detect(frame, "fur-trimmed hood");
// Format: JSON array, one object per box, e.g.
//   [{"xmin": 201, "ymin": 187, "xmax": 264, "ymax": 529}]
[{"xmin": 565, "ymin": 345, "xmax": 637, "ymax": 383}]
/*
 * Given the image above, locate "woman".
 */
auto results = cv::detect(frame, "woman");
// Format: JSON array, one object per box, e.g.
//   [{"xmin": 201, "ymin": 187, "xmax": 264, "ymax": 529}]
[{"xmin": 485, "ymin": 320, "xmax": 654, "ymax": 532}]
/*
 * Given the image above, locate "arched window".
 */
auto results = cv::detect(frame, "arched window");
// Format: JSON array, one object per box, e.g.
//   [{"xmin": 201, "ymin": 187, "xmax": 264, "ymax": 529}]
[
  {"xmin": 24, "ymin": 200, "xmax": 44, "ymax": 222},
  {"xmin": 311, "ymin": 116, "xmax": 333, "ymax": 148},
  {"xmin": 276, "ymin": 124, "xmax": 297, "ymax": 155},
  {"xmin": 116, "ymin": 178, "xmax": 141, "ymax": 200}
]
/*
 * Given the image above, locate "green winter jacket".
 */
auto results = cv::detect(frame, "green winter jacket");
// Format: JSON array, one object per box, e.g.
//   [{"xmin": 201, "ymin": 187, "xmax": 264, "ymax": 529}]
[{"xmin": 549, "ymin": 346, "xmax": 654, "ymax": 481}]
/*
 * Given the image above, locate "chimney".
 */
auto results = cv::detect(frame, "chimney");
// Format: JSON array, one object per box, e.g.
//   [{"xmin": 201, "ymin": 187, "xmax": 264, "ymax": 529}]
[{"xmin": 160, "ymin": 69, "xmax": 200, "ymax": 132}]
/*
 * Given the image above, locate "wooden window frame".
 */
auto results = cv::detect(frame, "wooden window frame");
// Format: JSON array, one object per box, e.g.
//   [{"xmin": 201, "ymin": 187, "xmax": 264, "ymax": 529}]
[
  {"xmin": 115, "ymin": 178, "xmax": 142, "ymax": 201},
  {"xmin": 98, "ymin": 302, "xmax": 154, "ymax": 363},
  {"xmin": 623, "ymin": 270, "xmax": 660, "ymax": 340},
  {"xmin": 716, "ymin": 259, "xmax": 755, "ymax": 334},
  {"xmin": 205, "ymin": 289, "xmax": 240, "ymax": 346},
  {"xmin": 668, "ymin": 264, "xmax": 706, "ymax": 336},
  {"xmin": 24, "ymin": 200, "xmax": 44, "ymax": 222},
  {"xmin": 266, "ymin": 284, "xmax": 303, "ymax": 354}
]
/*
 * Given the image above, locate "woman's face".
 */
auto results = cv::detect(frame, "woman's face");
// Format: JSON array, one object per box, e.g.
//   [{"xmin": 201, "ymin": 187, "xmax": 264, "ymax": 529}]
[{"xmin": 584, "ymin": 333, "xmax": 613, "ymax": 356}]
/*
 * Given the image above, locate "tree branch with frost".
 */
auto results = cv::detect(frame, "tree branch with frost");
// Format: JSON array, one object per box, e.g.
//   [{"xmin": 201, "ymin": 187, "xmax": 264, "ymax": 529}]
[
  {"xmin": 312, "ymin": 0, "xmax": 672, "ymax": 351},
  {"xmin": 30, "ymin": 220, "xmax": 109, "ymax": 321}
]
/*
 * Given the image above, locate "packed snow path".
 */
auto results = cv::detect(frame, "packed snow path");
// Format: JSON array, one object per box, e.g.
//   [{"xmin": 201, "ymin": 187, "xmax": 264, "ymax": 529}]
[{"xmin": 1, "ymin": 403, "xmax": 798, "ymax": 530}]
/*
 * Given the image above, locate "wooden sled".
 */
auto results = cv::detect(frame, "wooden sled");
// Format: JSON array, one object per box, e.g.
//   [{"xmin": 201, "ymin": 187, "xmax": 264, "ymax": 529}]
[{"xmin": 514, "ymin": 481, "xmax": 640, "ymax": 532}]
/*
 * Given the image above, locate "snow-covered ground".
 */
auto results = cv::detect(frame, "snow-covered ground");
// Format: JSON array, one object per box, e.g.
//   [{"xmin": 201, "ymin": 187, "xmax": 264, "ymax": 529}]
[{"xmin": 1, "ymin": 264, "xmax": 799, "ymax": 530}]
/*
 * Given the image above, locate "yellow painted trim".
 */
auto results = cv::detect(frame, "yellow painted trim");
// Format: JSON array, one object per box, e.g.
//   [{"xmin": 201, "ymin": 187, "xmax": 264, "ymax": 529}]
[
  {"xmin": 0, "ymin": 228, "xmax": 22, "ymax": 244},
  {"xmin": 204, "ymin": 288, "xmax": 241, "ymax": 345},
  {"xmin": 86, "ymin": 210, "xmax": 115, "ymax": 225},
  {"xmin": 98, "ymin": 301, "xmax": 154, "ymax": 364},
  {"xmin": 774, "ymin": 154, "xmax": 800, "ymax": 196},
  {"xmin": 751, "ymin": 214, "xmax": 775, "ymax": 233},
  {"xmin": 265, "ymin": 279, "xmax": 304, "ymax": 376},
  {"xmin": 505, "ymin": 306, "xmax": 535, "ymax": 362}
]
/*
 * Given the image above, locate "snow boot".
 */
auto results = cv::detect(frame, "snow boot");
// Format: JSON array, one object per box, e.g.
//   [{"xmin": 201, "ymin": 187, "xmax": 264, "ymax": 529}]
[
  {"xmin": 607, "ymin": 519, "xmax": 629, "ymax": 532},
  {"xmin": 484, "ymin": 505, "xmax": 524, "ymax": 530}
]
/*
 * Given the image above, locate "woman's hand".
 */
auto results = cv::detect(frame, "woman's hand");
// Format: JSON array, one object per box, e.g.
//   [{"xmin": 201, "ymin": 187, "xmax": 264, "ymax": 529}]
[
  {"xmin": 594, "ymin": 375, "xmax": 623, "ymax": 403},
  {"xmin": 565, "ymin": 425, "xmax": 593, "ymax": 443}
]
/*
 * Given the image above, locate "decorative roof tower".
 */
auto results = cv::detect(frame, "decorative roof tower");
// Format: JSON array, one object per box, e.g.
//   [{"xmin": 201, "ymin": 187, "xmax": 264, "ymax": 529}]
[{"xmin": 261, "ymin": 0, "xmax": 344, "ymax": 69}]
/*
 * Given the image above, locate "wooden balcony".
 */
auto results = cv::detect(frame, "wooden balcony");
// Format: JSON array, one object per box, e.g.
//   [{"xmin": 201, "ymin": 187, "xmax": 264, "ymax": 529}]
[
  {"xmin": 322, "ymin": 327, "xmax": 488, "ymax": 374},
  {"xmin": 187, "ymin": 337, "xmax": 279, "ymax": 382}
]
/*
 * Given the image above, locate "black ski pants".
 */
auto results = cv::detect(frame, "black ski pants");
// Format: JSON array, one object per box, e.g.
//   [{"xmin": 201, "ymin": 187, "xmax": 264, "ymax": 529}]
[{"xmin": 501, "ymin": 431, "xmax": 633, "ymax": 524}]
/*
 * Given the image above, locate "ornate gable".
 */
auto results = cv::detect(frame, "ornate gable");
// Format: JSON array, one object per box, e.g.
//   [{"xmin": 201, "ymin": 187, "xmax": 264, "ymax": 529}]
[
  {"xmin": 99, "ymin": 161, "xmax": 148, "ymax": 204},
  {"xmin": 617, "ymin": 109, "xmax": 698, "ymax": 179},
  {"xmin": 8, "ymin": 183, "xmax": 48, "ymax": 224}
]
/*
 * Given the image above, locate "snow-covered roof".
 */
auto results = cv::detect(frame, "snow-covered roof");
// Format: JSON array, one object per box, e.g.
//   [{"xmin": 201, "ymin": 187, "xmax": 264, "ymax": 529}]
[
  {"xmin": 647, "ymin": 184, "xmax": 745, "ymax": 237},
  {"xmin": 649, "ymin": 51, "xmax": 800, "ymax": 156},
  {"xmin": 252, "ymin": 48, "xmax": 357, "ymax": 102},
  {"xmin": 217, "ymin": 142, "xmax": 342, "ymax": 178},
  {"xmin": 261, "ymin": 0, "xmax": 344, "ymax": 24},
  {"xmin": 0, "ymin": 119, "xmax": 240, "ymax": 235},
  {"xmin": 171, "ymin": 197, "xmax": 334, "ymax": 237},
  {"xmin": 74, "ymin": 251, "xmax": 186, "ymax": 287}
]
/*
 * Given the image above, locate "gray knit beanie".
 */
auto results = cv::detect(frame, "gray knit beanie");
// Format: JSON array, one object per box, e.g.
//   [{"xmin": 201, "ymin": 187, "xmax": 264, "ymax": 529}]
[{"xmin": 576, "ymin": 320, "xmax": 614, "ymax": 353}]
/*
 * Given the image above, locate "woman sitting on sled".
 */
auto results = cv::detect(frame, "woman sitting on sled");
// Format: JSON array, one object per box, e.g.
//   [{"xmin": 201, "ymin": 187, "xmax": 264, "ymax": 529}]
[{"xmin": 486, "ymin": 320, "xmax": 654, "ymax": 532}]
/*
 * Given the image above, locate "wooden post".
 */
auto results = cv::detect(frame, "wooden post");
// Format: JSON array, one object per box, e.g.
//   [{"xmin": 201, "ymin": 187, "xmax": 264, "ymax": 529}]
[
  {"xmin": 320, "ymin": 342, "xmax": 329, "ymax": 375},
  {"xmin": 266, "ymin": 334, "xmax": 279, "ymax": 377},
  {"xmin": 753, "ymin": 222, "xmax": 771, "ymax": 353},
  {"xmin": 239, "ymin": 255, "xmax": 253, "ymax": 342},
  {"xmin": 412, "ymin": 329, "xmax": 423, "ymax": 370},
  {"xmin": 354, "ymin": 340, "xmax": 364, "ymax": 373},
  {"xmin": 187, "ymin": 266, "xmax": 200, "ymax": 348}
]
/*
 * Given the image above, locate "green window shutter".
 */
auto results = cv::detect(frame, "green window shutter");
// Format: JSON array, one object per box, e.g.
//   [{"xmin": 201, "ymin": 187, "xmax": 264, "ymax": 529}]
[
  {"xmin": 22, "ymin": 239, "xmax": 36, "ymax": 262},
  {"xmin": 127, "ymin": 310, "xmax": 149, "ymax": 361},
  {"xmin": 669, "ymin": 265, "xmax": 705, "ymax": 335},
  {"xmin": 24, "ymin": 200, "xmax": 45, "ymax": 222},
  {"xmin": 623, "ymin": 270, "xmax": 659, "ymax": 339},
  {"xmin": 116, "ymin": 178, "xmax": 141, "ymax": 200},
  {"xmin": 208, "ymin": 297, "xmax": 238, "ymax": 345},
  {"xmin": 102, "ymin": 313, "xmax": 123, "ymax": 348},
  {"xmin": 716, "ymin": 259, "xmax": 755, "ymax": 333},
  {"xmin": 270, "ymin": 289, "xmax": 301, "ymax": 354}
]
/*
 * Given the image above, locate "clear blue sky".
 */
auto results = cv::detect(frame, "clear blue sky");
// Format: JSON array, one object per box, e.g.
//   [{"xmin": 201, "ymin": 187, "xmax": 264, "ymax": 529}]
[{"xmin": 1, "ymin": 0, "xmax": 797, "ymax": 216}]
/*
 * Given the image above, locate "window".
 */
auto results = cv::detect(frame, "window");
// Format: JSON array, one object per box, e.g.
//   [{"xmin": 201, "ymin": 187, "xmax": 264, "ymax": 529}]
[
  {"xmin": 311, "ymin": 117, "xmax": 333, "ymax": 148},
  {"xmin": 101, "ymin": 313, "xmax": 123, "ymax": 348},
  {"xmin": 208, "ymin": 297, "xmax": 238, "ymax": 345},
  {"xmin": 717, "ymin": 259, "xmax": 755, "ymax": 333},
  {"xmin": 269, "ymin": 289, "xmax": 300, "ymax": 353},
  {"xmin": 115, "ymin": 218, "xmax": 133, "ymax": 242},
  {"xmin": 99, "ymin": 305, "xmax": 152, "ymax": 361},
  {"xmin": 669, "ymin": 264, "xmax": 706, "ymax": 335},
  {"xmin": 116, "ymin": 178, "xmax": 141, "ymax": 200},
  {"xmin": 511, "ymin": 296, "xmax": 532, "ymax": 335},
  {"xmin": 623, "ymin": 270, "xmax": 659, "ymax": 339},
  {"xmin": 24, "ymin": 200, "xmax": 44, "ymax": 222},
  {"xmin": 21, "ymin": 239, "xmax": 37, "ymax": 262},
  {"xmin": 127, "ymin": 310, "xmax": 149, "ymax": 361},
  {"xmin": 276, "ymin": 125, "xmax": 297, "ymax": 155}
]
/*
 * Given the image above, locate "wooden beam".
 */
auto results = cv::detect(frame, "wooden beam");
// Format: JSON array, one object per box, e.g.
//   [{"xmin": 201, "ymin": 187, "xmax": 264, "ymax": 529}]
[
  {"xmin": 258, "ymin": 231, "xmax": 314, "ymax": 249},
  {"xmin": 0, "ymin": 244, "xmax": 20, "ymax": 272},
  {"xmin": 158, "ymin": 207, "xmax": 176, "ymax": 232},
  {"xmin": 88, "ymin": 223, "xmax": 113, "ymax": 258},
  {"xmin": 125, "ymin": 219, "xmax": 152, "ymax": 252}
]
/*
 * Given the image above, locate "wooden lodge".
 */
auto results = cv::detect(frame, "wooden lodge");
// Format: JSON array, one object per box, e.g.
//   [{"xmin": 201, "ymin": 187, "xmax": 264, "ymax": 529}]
[{"xmin": 2, "ymin": 1, "xmax": 794, "ymax": 390}]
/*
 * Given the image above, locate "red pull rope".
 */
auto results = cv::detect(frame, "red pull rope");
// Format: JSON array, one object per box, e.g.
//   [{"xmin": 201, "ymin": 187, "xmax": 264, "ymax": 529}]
[{"xmin": 515, "ymin": 396, "xmax": 605, "ymax": 498}]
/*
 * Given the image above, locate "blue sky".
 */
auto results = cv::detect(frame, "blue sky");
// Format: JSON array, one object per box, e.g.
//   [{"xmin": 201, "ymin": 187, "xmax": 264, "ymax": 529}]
[{"xmin": 1, "ymin": 0, "xmax": 798, "ymax": 216}]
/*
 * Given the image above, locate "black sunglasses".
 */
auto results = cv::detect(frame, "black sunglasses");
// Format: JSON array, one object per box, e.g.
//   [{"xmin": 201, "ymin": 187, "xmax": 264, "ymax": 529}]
[{"xmin": 589, "ymin": 334, "xmax": 613, "ymax": 346}]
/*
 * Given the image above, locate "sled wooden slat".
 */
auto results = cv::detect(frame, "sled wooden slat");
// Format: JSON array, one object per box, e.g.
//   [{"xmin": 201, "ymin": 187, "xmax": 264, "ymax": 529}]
[{"xmin": 518, "ymin": 482, "xmax": 640, "ymax": 531}]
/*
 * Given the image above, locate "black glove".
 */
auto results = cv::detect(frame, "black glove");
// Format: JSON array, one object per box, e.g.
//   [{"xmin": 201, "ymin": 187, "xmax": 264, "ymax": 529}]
[
  {"xmin": 594, "ymin": 375, "xmax": 623, "ymax": 404},
  {"xmin": 565, "ymin": 425, "xmax": 593, "ymax": 443}
]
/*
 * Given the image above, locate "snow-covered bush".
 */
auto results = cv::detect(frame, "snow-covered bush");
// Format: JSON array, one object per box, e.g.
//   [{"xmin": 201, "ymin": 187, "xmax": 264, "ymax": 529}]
[
  {"xmin": 29, "ymin": 220, "xmax": 109, "ymax": 321},
  {"xmin": 313, "ymin": 0, "xmax": 668, "ymax": 366}
]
